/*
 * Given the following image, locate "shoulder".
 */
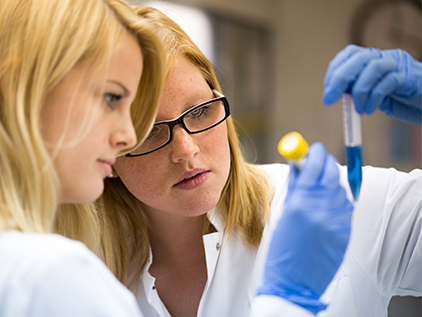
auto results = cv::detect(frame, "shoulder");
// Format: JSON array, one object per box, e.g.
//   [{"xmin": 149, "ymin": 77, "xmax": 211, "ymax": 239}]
[
  {"xmin": 0, "ymin": 231, "xmax": 95, "ymax": 265},
  {"xmin": 340, "ymin": 164, "xmax": 422, "ymax": 186},
  {"xmin": 0, "ymin": 232, "xmax": 141, "ymax": 317},
  {"xmin": 0, "ymin": 231, "xmax": 102, "ymax": 287},
  {"xmin": 257, "ymin": 163, "xmax": 290, "ymax": 199},
  {"xmin": 352, "ymin": 165, "xmax": 422, "ymax": 202},
  {"xmin": 256, "ymin": 163, "xmax": 290, "ymax": 186},
  {"xmin": 257, "ymin": 163, "xmax": 290, "ymax": 175}
]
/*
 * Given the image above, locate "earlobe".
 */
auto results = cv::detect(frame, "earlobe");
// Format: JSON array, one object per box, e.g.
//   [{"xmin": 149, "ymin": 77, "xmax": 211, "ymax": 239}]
[{"xmin": 107, "ymin": 169, "xmax": 119, "ymax": 178}]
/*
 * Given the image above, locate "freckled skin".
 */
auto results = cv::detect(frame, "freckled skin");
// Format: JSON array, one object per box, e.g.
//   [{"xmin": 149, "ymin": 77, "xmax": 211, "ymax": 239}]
[{"xmin": 114, "ymin": 56, "xmax": 231, "ymax": 218}]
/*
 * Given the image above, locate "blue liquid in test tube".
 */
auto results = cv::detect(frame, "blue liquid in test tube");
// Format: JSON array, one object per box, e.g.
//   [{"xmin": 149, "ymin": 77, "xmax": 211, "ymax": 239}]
[{"xmin": 342, "ymin": 94, "xmax": 362, "ymax": 201}]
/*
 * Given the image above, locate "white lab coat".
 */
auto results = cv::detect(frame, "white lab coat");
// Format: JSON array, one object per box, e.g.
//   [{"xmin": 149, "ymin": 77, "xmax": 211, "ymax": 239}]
[
  {"xmin": 0, "ymin": 231, "xmax": 143, "ymax": 317},
  {"xmin": 251, "ymin": 164, "xmax": 422, "ymax": 317},
  {"xmin": 136, "ymin": 163, "xmax": 422, "ymax": 317}
]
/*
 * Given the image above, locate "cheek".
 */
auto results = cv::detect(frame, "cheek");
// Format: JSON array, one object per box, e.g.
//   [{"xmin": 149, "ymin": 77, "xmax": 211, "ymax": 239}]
[
  {"xmin": 42, "ymin": 100, "xmax": 96, "ymax": 150},
  {"xmin": 211, "ymin": 124, "xmax": 230, "ymax": 157},
  {"xmin": 203, "ymin": 124, "xmax": 231, "ymax": 180},
  {"xmin": 41, "ymin": 105, "xmax": 69, "ymax": 147},
  {"xmin": 220, "ymin": 135, "xmax": 231, "ymax": 182},
  {"xmin": 114, "ymin": 157, "xmax": 163, "ymax": 200}
]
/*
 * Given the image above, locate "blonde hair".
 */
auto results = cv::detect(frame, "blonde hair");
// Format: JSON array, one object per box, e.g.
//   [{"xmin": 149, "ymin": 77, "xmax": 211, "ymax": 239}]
[
  {"xmin": 96, "ymin": 7, "xmax": 273, "ymax": 289},
  {"xmin": 0, "ymin": 0, "xmax": 164, "ymax": 251}
]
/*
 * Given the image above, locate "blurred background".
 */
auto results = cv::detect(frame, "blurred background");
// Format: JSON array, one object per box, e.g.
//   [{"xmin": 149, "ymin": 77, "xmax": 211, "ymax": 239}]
[{"xmin": 130, "ymin": 0, "xmax": 422, "ymax": 315}]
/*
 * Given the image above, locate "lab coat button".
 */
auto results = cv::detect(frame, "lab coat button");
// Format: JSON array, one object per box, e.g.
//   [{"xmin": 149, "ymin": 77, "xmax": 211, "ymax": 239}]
[{"xmin": 216, "ymin": 243, "xmax": 221, "ymax": 251}]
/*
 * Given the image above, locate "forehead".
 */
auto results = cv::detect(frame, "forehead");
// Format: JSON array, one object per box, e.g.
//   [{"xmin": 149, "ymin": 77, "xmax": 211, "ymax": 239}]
[
  {"xmin": 165, "ymin": 56, "xmax": 207, "ymax": 95},
  {"xmin": 158, "ymin": 56, "xmax": 212, "ymax": 120},
  {"xmin": 83, "ymin": 33, "xmax": 143, "ymax": 84}
]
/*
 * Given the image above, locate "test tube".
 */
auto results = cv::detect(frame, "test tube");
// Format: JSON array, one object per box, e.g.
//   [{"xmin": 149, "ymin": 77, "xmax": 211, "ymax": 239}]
[{"xmin": 342, "ymin": 94, "xmax": 362, "ymax": 201}]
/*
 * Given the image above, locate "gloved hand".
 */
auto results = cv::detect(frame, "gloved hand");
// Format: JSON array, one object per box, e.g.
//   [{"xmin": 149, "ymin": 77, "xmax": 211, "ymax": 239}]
[
  {"xmin": 256, "ymin": 143, "xmax": 354, "ymax": 315},
  {"xmin": 323, "ymin": 45, "xmax": 422, "ymax": 125}
]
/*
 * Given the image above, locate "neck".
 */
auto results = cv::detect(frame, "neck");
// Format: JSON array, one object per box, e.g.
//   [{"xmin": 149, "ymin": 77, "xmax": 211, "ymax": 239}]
[
  {"xmin": 143, "ymin": 208, "xmax": 213, "ymax": 317},
  {"xmin": 144, "ymin": 207, "xmax": 214, "ymax": 266}
]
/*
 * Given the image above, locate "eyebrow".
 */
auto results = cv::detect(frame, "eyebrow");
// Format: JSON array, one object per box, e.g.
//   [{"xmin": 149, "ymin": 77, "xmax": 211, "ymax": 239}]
[
  {"xmin": 183, "ymin": 91, "xmax": 214, "ymax": 112},
  {"xmin": 107, "ymin": 80, "xmax": 130, "ymax": 97},
  {"xmin": 155, "ymin": 92, "xmax": 218, "ymax": 124}
]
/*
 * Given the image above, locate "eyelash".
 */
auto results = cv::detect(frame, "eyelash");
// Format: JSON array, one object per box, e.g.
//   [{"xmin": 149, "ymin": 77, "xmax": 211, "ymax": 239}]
[
  {"xmin": 104, "ymin": 93, "xmax": 123, "ymax": 109},
  {"xmin": 190, "ymin": 106, "xmax": 209, "ymax": 119}
]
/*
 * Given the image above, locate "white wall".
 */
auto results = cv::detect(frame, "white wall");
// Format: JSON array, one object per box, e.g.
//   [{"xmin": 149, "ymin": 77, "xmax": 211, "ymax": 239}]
[
  {"xmin": 137, "ymin": 0, "xmax": 417, "ymax": 170},
  {"xmin": 268, "ymin": 0, "xmax": 397, "ymax": 169}
]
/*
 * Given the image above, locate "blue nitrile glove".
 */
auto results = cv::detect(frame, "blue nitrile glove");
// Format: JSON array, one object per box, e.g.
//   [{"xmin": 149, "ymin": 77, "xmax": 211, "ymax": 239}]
[
  {"xmin": 323, "ymin": 45, "xmax": 422, "ymax": 125},
  {"xmin": 256, "ymin": 143, "xmax": 354, "ymax": 315}
]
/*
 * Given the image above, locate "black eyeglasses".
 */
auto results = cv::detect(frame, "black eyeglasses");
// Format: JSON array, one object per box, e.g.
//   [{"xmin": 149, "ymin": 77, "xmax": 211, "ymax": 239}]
[{"xmin": 125, "ymin": 90, "xmax": 230, "ymax": 157}]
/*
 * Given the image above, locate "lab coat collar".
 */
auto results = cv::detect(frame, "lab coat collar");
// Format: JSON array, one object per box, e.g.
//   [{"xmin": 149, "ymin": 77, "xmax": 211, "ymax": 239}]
[{"xmin": 139, "ymin": 208, "xmax": 226, "ymax": 315}]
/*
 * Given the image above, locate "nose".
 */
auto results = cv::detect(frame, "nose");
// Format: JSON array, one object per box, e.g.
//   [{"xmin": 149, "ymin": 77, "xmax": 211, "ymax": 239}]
[
  {"xmin": 112, "ymin": 112, "xmax": 137, "ymax": 151},
  {"xmin": 170, "ymin": 125, "xmax": 199, "ymax": 163}
]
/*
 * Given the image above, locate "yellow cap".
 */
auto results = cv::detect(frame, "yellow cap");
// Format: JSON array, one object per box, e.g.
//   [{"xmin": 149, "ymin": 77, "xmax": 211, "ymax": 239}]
[{"xmin": 278, "ymin": 132, "xmax": 309, "ymax": 161}]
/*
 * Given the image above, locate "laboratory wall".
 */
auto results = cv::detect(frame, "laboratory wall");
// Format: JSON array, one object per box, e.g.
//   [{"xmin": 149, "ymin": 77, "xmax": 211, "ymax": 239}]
[
  {"xmin": 138, "ymin": 0, "xmax": 421, "ymax": 172},
  {"xmin": 265, "ymin": 0, "xmax": 421, "ymax": 173},
  {"xmin": 130, "ymin": 0, "xmax": 421, "ymax": 315}
]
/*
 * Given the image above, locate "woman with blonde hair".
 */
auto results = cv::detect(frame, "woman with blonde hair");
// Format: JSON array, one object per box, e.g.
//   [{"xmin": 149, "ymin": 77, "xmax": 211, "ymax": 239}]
[
  {"xmin": 97, "ymin": 7, "xmax": 357, "ymax": 317},
  {"xmin": 0, "ymin": 0, "xmax": 164, "ymax": 315},
  {"xmin": 97, "ymin": 6, "xmax": 422, "ymax": 317}
]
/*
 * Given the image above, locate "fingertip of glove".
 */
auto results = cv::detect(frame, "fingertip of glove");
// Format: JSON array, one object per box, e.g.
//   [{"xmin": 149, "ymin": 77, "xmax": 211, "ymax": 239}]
[
  {"xmin": 305, "ymin": 143, "xmax": 328, "ymax": 167},
  {"xmin": 309, "ymin": 142, "xmax": 326, "ymax": 153},
  {"xmin": 322, "ymin": 90, "xmax": 339, "ymax": 105}
]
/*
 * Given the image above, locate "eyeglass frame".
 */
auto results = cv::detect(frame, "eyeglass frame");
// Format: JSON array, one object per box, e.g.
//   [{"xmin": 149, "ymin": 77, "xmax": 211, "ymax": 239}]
[{"xmin": 125, "ymin": 90, "xmax": 230, "ymax": 157}]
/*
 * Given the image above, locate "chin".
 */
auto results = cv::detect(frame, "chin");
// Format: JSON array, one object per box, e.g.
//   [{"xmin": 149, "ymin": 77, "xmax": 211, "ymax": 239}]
[
  {"xmin": 184, "ymin": 198, "xmax": 219, "ymax": 216},
  {"xmin": 182, "ymin": 209, "xmax": 210, "ymax": 218}
]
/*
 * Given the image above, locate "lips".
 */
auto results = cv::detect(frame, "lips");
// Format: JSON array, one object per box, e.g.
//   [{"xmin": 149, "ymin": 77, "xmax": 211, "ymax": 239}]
[
  {"xmin": 100, "ymin": 157, "xmax": 116, "ymax": 166},
  {"xmin": 98, "ymin": 158, "xmax": 116, "ymax": 177},
  {"xmin": 173, "ymin": 169, "xmax": 210, "ymax": 190}
]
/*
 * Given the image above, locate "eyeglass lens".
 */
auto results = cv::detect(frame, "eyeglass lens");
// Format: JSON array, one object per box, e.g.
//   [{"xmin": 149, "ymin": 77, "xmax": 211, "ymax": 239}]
[{"xmin": 129, "ymin": 99, "xmax": 226, "ymax": 155}]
